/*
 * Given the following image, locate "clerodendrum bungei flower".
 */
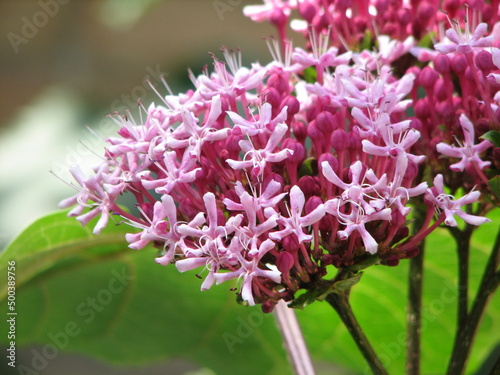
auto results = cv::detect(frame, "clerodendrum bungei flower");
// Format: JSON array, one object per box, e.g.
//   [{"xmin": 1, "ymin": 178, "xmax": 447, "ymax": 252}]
[{"xmin": 59, "ymin": 0, "xmax": 497, "ymax": 313}]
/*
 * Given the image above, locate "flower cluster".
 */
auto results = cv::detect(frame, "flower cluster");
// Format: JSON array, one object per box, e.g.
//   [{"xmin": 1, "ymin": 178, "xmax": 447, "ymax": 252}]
[{"xmin": 60, "ymin": 0, "xmax": 497, "ymax": 312}]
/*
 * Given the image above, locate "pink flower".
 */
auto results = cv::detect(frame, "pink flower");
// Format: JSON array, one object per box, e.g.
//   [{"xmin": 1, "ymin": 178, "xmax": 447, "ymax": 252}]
[
  {"xmin": 325, "ymin": 199, "xmax": 392, "ymax": 254},
  {"xmin": 213, "ymin": 238, "xmax": 280, "ymax": 306},
  {"xmin": 269, "ymin": 185, "xmax": 325, "ymax": 243},
  {"xmin": 434, "ymin": 22, "xmax": 493, "ymax": 55},
  {"xmin": 425, "ymin": 175, "xmax": 491, "ymax": 227},
  {"xmin": 226, "ymin": 122, "xmax": 294, "ymax": 176},
  {"xmin": 436, "ymin": 114, "xmax": 492, "ymax": 172}
]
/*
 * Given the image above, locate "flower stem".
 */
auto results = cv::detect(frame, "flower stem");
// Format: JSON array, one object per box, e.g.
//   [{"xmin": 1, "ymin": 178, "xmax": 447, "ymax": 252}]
[
  {"xmin": 446, "ymin": 227, "xmax": 500, "ymax": 375},
  {"xmin": 326, "ymin": 291, "xmax": 389, "ymax": 375},
  {"xmin": 406, "ymin": 241, "xmax": 425, "ymax": 375},
  {"xmin": 449, "ymin": 225, "xmax": 473, "ymax": 333},
  {"xmin": 274, "ymin": 300, "xmax": 316, "ymax": 375},
  {"xmin": 406, "ymin": 202, "xmax": 427, "ymax": 375}
]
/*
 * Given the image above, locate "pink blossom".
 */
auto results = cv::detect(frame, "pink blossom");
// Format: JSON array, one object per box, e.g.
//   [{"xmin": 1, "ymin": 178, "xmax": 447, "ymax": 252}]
[{"xmin": 436, "ymin": 114, "xmax": 492, "ymax": 172}]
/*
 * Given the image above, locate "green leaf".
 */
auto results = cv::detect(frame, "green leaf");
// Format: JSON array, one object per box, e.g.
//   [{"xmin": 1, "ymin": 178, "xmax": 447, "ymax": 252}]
[
  {"xmin": 301, "ymin": 67, "xmax": 317, "ymax": 84},
  {"xmin": 1, "ymin": 209, "xmax": 499, "ymax": 375},
  {"xmin": 333, "ymin": 273, "xmax": 363, "ymax": 292},
  {"xmin": 299, "ymin": 157, "xmax": 317, "ymax": 177},
  {"xmin": 480, "ymin": 130, "xmax": 500, "ymax": 147},
  {"xmin": 489, "ymin": 176, "xmax": 500, "ymax": 200},
  {"xmin": 0, "ymin": 211, "xmax": 290, "ymax": 375}
]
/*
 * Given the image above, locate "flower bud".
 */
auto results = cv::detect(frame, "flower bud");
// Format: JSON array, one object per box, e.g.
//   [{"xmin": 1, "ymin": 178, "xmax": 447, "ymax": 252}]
[
  {"xmin": 414, "ymin": 98, "xmax": 430, "ymax": 119},
  {"xmin": 305, "ymin": 195, "xmax": 323, "ymax": 215},
  {"xmin": 475, "ymin": 50, "xmax": 494, "ymax": 74},
  {"xmin": 319, "ymin": 152, "xmax": 338, "ymax": 171},
  {"xmin": 417, "ymin": 2, "xmax": 434, "ymax": 24},
  {"xmin": 261, "ymin": 87, "xmax": 281, "ymax": 109},
  {"xmin": 299, "ymin": 176, "xmax": 320, "ymax": 198},
  {"xmin": 419, "ymin": 67, "xmax": 439, "ymax": 90},
  {"xmin": 282, "ymin": 235, "xmax": 299, "ymax": 253},
  {"xmin": 180, "ymin": 197, "xmax": 198, "ymax": 219},
  {"xmin": 267, "ymin": 73, "xmax": 289, "ymax": 95},
  {"xmin": 292, "ymin": 120, "xmax": 308, "ymax": 144},
  {"xmin": 281, "ymin": 95, "xmax": 300, "ymax": 117},
  {"xmin": 316, "ymin": 111, "xmax": 337, "ymax": 134},
  {"xmin": 331, "ymin": 129, "xmax": 349, "ymax": 151},
  {"xmin": 283, "ymin": 138, "xmax": 306, "ymax": 164},
  {"xmin": 299, "ymin": 1, "xmax": 316, "ymax": 22},
  {"xmin": 434, "ymin": 78, "xmax": 448, "ymax": 101},
  {"xmin": 451, "ymin": 54, "xmax": 467, "ymax": 74},
  {"xmin": 434, "ymin": 55, "xmax": 451, "ymax": 74}
]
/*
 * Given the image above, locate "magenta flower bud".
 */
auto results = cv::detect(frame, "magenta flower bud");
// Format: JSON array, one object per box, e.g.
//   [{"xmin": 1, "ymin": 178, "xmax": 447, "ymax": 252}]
[
  {"xmin": 283, "ymin": 138, "xmax": 306, "ymax": 164},
  {"xmin": 414, "ymin": 98, "xmax": 430, "ymax": 119},
  {"xmin": 475, "ymin": 50, "xmax": 494, "ymax": 74},
  {"xmin": 117, "ymin": 127, "xmax": 131, "ymax": 138},
  {"xmin": 434, "ymin": 55, "xmax": 450, "ymax": 74},
  {"xmin": 348, "ymin": 132, "xmax": 362, "ymax": 153},
  {"xmin": 307, "ymin": 120, "xmax": 321, "ymax": 141},
  {"xmin": 180, "ymin": 197, "xmax": 198, "ymax": 219},
  {"xmin": 282, "ymin": 235, "xmax": 299, "ymax": 253},
  {"xmin": 397, "ymin": 8, "xmax": 411, "ymax": 24},
  {"xmin": 393, "ymin": 226, "xmax": 409, "ymax": 243},
  {"xmin": 292, "ymin": 120, "xmax": 307, "ymax": 144},
  {"xmin": 298, "ymin": 1, "xmax": 315, "ymax": 22},
  {"xmin": 264, "ymin": 172, "xmax": 284, "ymax": 188},
  {"xmin": 443, "ymin": 0, "xmax": 460, "ymax": 13},
  {"xmin": 383, "ymin": 255, "xmax": 400, "ymax": 267},
  {"xmin": 403, "ymin": 161, "xmax": 419, "ymax": 184},
  {"xmin": 316, "ymin": 111, "xmax": 337, "ymax": 134},
  {"xmin": 270, "ymin": 9, "xmax": 287, "ymax": 28},
  {"xmin": 410, "ymin": 118, "xmax": 423, "ymax": 133},
  {"xmin": 451, "ymin": 54, "xmax": 467, "ymax": 74},
  {"xmin": 305, "ymin": 195, "xmax": 323, "ymax": 215},
  {"xmin": 434, "ymin": 78, "xmax": 448, "ymax": 101},
  {"xmin": 298, "ymin": 176, "xmax": 320, "ymax": 198},
  {"xmin": 276, "ymin": 251, "xmax": 294, "ymax": 276},
  {"xmin": 436, "ymin": 101, "xmax": 455, "ymax": 122},
  {"xmin": 417, "ymin": 2, "xmax": 434, "ymax": 24},
  {"xmin": 261, "ymin": 87, "xmax": 281, "ymax": 109},
  {"xmin": 318, "ymin": 153, "xmax": 338, "ymax": 173},
  {"xmin": 261, "ymin": 300, "xmax": 276, "ymax": 314},
  {"xmin": 319, "ymin": 215, "xmax": 335, "ymax": 233},
  {"xmin": 330, "ymin": 129, "xmax": 348, "ymax": 151},
  {"xmin": 267, "ymin": 73, "xmax": 289, "ymax": 96},
  {"xmin": 281, "ymin": 95, "xmax": 300, "ymax": 117},
  {"xmin": 375, "ymin": 0, "xmax": 390, "ymax": 13},
  {"xmin": 382, "ymin": 22, "xmax": 397, "ymax": 36},
  {"xmin": 419, "ymin": 67, "xmax": 439, "ymax": 90}
]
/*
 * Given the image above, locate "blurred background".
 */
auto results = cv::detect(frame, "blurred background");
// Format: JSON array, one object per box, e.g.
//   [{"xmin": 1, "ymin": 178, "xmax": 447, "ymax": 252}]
[
  {"xmin": 0, "ymin": 1, "xmax": 280, "ymax": 374},
  {"xmin": 0, "ymin": 0, "xmax": 279, "ymax": 249}
]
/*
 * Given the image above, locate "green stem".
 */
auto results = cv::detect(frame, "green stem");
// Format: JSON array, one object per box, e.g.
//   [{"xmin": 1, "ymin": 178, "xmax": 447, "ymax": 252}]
[
  {"xmin": 406, "ymin": 203, "xmax": 428, "ymax": 375},
  {"xmin": 406, "ymin": 243, "xmax": 425, "ymax": 375},
  {"xmin": 446, "ymin": 227, "xmax": 500, "ymax": 375},
  {"xmin": 449, "ymin": 225, "xmax": 473, "ymax": 334},
  {"xmin": 326, "ymin": 292, "xmax": 389, "ymax": 375}
]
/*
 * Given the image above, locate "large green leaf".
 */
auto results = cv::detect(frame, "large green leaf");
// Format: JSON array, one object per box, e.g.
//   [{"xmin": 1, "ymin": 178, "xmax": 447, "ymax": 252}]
[
  {"xmin": 1, "ymin": 209, "xmax": 498, "ymax": 374},
  {"xmin": 0, "ymin": 211, "xmax": 290, "ymax": 375}
]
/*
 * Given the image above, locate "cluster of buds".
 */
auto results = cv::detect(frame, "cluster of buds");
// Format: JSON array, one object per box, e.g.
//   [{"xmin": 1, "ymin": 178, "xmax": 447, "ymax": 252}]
[{"xmin": 60, "ymin": 0, "xmax": 498, "ymax": 312}]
